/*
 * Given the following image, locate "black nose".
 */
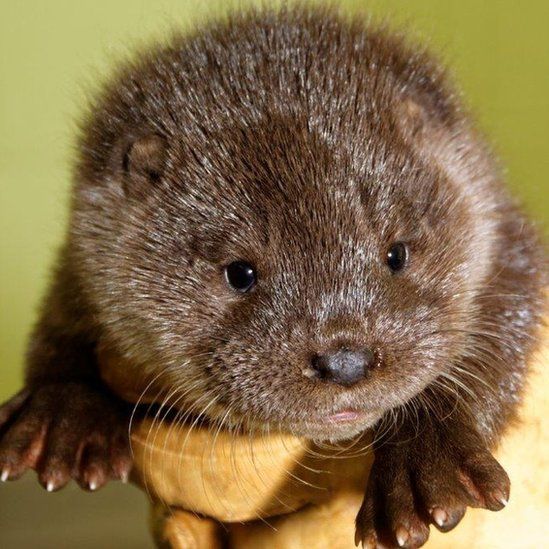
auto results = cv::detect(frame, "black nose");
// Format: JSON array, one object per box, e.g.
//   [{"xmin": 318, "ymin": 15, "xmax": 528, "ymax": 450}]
[{"xmin": 311, "ymin": 348, "xmax": 375, "ymax": 386}]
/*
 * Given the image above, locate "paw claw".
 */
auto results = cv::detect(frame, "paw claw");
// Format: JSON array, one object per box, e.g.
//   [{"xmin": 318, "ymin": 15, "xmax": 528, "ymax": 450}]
[
  {"xmin": 430, "ymin": 507, "xmax": 448, "ymax": 528},
  {"xmin": 495, "ymin": 489, "xmax": 509, "ymax": 504},
  {"xmin": 80, "ymin": 465, "xmax": 109, "ymax": 492},
  {"xmin": 354, "ymin": 528, "xmax": 369, "ymax": 547},
  {"xmin": 355, "ymin": 529, "xmax": 377, "ymax": 549},
  {"xmin": 111, "ymin": 454, "xmax": 133, "ymax": 483},
  {"xmin": 395, "ymin": 526, "xmax": 409, "ymax": 547},
  {"xmin": 497, "ymin": 494, "xmax": 508, "ymax": 507},
  {"xmin": 1, "ymin": 468, "xmax": 9, "ymax": 482},
  {"xmin": 39, "ymin": 468, "xmax": 69, "ymax": 492},
  {"xmin": 487, "ymin": 489, "xmax": 509, "ymax": 511}
]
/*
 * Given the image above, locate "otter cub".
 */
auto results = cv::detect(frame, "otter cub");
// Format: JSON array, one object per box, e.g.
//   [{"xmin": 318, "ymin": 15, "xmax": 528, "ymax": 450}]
[{"xmin": 0, "ymin": 6, "xmax": 545, "ymax": 548}]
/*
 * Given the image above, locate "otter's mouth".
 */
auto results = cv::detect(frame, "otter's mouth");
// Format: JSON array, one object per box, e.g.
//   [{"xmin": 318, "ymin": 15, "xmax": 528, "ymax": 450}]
[
  {"xmin": 327, "ymin": 409, "xmax": 366, "ymax": 423},
  {"xmin": 278, "ymin": 405, "xmax": 383, "ymax": 442}
]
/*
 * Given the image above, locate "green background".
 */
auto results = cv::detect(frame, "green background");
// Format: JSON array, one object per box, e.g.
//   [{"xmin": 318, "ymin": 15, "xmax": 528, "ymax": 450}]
[{"xmin": 1, "ymin": 0, "xmax": 548, "ymax": 402}]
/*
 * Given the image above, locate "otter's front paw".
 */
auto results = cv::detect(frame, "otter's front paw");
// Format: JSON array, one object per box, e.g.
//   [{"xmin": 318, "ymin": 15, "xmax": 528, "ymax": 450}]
[
  {"xmin": 355, "ymin": 425, "xmax": 510, "ymax": 548},
  {"xmin": 0, "ymin": 383, "xmax": 132, "ymax": 492}
]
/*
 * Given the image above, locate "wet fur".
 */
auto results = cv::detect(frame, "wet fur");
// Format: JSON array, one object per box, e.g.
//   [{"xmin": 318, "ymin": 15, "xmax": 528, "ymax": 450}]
[{"xmin": 0, "ymin": 5, "xmax": 546, "ymax": 548}]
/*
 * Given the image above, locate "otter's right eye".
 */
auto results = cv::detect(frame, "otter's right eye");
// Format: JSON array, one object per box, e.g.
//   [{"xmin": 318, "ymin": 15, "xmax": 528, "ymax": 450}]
[
  {"xmin": 225, "ymin": 261, "xmax": 257, "ymax": 293},
  {"xmin": 386, "ymin": 242, "xmax": 408, "ymax": 272}
]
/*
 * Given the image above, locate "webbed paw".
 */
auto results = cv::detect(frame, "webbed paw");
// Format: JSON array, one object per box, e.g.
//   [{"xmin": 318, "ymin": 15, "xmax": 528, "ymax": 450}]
[
  {"xmin": 0, "ymin": 383, "xmax": 132, "ymax": 491},
  {"xmin": 355, "ymin": 424, "xmax": 509, "ymax": 548}
]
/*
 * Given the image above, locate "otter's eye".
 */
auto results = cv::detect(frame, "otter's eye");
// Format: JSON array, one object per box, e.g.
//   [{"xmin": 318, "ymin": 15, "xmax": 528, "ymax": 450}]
[
  {"xmin": 386, "ymin": 242, "xmax": 408, "ymax": 272},
  {"xmin": 225, "ymin": 261, "xmax": 257, "ymax": 292}
]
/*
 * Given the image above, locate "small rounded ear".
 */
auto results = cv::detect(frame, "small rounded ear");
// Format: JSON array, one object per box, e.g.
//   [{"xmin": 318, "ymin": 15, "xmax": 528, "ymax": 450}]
[
  {"xmin": 123, "ymin": 134, "xmax": 168, "ymax": 182},
  {"xmin": 396, "ymin": 98, "xmax": 429, "ymax": 138}
]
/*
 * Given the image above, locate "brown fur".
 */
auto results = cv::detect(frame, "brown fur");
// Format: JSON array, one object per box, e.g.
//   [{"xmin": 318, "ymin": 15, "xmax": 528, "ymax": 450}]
[{"xmin": 0, "ymin": 6, "xmax": 546, "ymax": 548}]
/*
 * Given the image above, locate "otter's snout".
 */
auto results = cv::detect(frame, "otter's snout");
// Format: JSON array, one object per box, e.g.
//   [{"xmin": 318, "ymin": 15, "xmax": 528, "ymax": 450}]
[{"xmin": 310, "ymin": 348, "xmax": 375, "ymax": 386}]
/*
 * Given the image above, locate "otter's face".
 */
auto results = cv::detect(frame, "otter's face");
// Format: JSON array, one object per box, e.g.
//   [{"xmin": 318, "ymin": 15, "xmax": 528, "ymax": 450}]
[{"xmin": 76, "ymin": 113, "xmax": 487, "ymax": 442}]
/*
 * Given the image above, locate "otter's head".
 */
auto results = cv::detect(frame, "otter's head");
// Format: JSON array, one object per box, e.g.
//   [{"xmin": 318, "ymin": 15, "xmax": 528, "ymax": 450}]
[{"xmin": 73, "ymin": 11, "xmax": 499, "ymax": 441}]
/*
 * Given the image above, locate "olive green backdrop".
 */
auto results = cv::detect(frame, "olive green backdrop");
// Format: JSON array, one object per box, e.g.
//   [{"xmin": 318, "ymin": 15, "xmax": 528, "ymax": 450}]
[{"xmin": 1, "ymin": 0, "xmax": 548, "ymax": 402}]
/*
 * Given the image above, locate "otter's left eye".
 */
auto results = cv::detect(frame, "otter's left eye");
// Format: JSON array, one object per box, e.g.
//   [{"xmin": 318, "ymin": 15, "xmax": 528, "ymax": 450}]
[
  {"xmin": 225, "ymin": 261, "xmax": 257, "ymax": 293},
  {"xmin": 386, "ymin": 242, "xmax": 408, "ymax": 272}
]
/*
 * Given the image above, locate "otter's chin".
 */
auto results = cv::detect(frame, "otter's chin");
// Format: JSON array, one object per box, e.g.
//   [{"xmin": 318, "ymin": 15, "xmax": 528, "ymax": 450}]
[{"xmin": 283, "ymin": 408, "xmax": 383, "ymax": 442}]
